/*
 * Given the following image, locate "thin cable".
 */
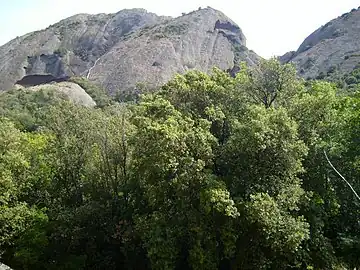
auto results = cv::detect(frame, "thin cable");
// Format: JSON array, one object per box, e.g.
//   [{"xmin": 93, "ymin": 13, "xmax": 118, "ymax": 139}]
[{"xmin": 324, "ymin": 150, "xmax": 360, "ymax": 201}]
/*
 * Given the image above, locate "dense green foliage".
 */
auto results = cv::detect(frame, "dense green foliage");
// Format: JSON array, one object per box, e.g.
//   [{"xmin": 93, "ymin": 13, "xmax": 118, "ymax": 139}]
[
  {"xmin": 0, "ymin": 88, "xmax": 67, "ymax": 131},
  {"xmin": 316, "ymin": 64, "xmax": 360, "ymax": 90},
  {"xmin": 1, "ymin": 59, "xmax": 360, "ymax": 269}
]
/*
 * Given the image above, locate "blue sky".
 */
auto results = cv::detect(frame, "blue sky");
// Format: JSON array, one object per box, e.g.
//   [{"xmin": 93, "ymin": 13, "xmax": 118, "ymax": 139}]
[{"xmin": 0, "ymin": 0, "xmax": 359, "ymax": 58}]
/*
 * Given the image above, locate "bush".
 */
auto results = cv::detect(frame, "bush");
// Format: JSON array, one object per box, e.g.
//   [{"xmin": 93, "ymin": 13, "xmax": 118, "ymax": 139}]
[
  {"xmin": 316, "ymin": 72, "xmax": 325, "ymax": 80},
  {"xmin": 164, "ymin": 23, "xmax": 189, "ymax": 35},
  {"xmin": 233, "ymin": 44, "xmax": 247, "ymax": 52},
  {"xmin": 54, "ymin": 47, "xmax": 68, "ymax": 57},
  {"xmin": 327, "ymin": 66, "xmax": 337, "ymax": 75},
  {"xmin": 345, "ymin": 75, "xmax": 358, "ymax": 85}
]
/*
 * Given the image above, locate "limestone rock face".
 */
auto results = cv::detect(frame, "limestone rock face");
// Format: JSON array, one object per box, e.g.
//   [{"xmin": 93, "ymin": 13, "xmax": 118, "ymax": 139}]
[
  {"xmin": 0, "ymin": 7, "xmax": 260, "ymax": 93},
  {"xmin": 281, "ymin": 7, "xmax": 360, "ymax": 78},
  {"xmin": 0, "ymin": 8, "xmax": 169, "ymax": 91},
  {"xmin": 89, "ymin": 8, "xmax": 259, "ymax": 93}
]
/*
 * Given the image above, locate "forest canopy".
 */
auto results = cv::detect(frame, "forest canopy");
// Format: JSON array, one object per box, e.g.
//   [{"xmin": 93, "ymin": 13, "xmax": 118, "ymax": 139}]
[{"xmin": 1, "ymin": 59, "xmax": 360, "ymax": 270}]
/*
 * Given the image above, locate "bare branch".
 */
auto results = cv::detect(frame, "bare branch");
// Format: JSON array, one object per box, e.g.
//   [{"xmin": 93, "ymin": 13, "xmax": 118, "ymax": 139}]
[{"xmin": 324, "ymin": 150, "xmax": 360, "ymax": 201}]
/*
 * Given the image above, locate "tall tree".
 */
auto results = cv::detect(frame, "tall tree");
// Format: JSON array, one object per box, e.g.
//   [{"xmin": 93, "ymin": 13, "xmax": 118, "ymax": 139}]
[{"xmin": 236, "ymin": 58, "xmax": 303, "ymax": 108}]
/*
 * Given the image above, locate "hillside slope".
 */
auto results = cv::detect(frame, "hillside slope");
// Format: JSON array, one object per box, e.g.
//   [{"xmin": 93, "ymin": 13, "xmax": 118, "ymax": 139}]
[
  {"xmin": 280, "ymin": 7, "xmax": 360, "ymax": 79},
  {"xmin": 0, "ymin": 7, "xmax": 259, "ymax": 93}
]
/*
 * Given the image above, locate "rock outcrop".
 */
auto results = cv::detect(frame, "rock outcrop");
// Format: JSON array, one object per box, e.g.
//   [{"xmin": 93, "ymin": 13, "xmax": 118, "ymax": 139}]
[
  {"xmin": 0, "ymin": 7, "xmax": 260, "ymax": 93},
  {"xmin": 280, "ymin": 7, "xmax": 360, "ymax": 78},
  {"xmin": 15, "ymin": 81, "xmax": 96, "ymax": 107}
]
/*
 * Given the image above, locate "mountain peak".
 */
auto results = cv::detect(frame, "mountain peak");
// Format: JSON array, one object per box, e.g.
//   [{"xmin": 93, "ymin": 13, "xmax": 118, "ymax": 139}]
[{"xmin": 0, "ymin": 7, "xmax": 259, "ymax": 93}]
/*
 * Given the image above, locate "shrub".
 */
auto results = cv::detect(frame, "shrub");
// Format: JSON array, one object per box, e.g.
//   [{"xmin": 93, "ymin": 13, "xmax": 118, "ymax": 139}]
[
  {"xmin": 164, "ymin": 23, "xmax": 189, "ymax": 35},
  {"xmin": 327, "ymin": 66, "xmax": 337, "ymax": 75},
  {"xmin": 316, "ymin": 72, "xmax": 325, "ymax": 80},
  {"xmin": 345, "ymin": 75, "xmax": 358, "ymax": 85},
  {"xmin": 54, "ymin": 47, "xmax": 68, "ymax": 57}
]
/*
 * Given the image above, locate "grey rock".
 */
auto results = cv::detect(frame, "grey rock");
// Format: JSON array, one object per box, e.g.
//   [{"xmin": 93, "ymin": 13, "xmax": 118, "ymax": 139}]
[
  {"xmin": 283, "ymin": 7, "xmax": 360, "ymax": 78},
  {"xmin": 278, "ymin": 51, "xmax": 296, "ymax": 64},
  {"xmin": 0, "ymin": 8, "xmax": 169, "ymax": 91},
  {"xmin": 88, "ymin": 7, "xmax": 259, "ymax": 93},
  {"xmin": 0, "ymin": 263, "xmax": 12, "ymax": 270},
  {"xmin": 0, "ymin": 7, "xmax": 260, "ymax": 93},
  {"xmin": 15, "ymin": 81, "xmax": 96, "ymax": 107}
]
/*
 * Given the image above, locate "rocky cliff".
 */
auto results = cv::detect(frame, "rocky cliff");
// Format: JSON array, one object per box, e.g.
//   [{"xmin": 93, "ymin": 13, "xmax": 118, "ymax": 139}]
[
  {"xmin": 280, "ymin": 7, "xmax": 360, "ymax": 78},
  {"xmin": 0, "ymin": 7, "xmax": 259, "ymax": 93}
]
